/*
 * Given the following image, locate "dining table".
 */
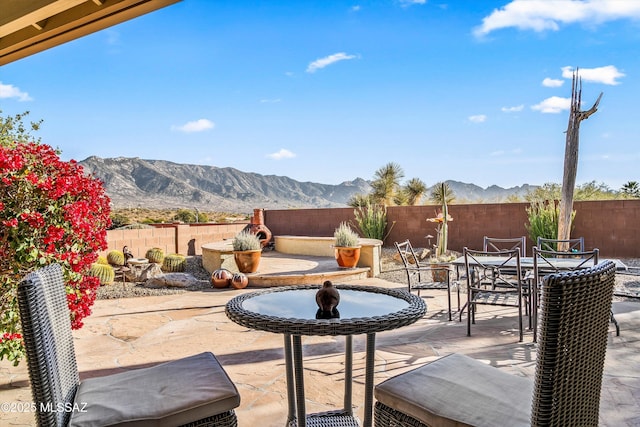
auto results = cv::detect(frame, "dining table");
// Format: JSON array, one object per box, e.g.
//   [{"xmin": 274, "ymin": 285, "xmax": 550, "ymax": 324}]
[{"xmin": 225, "ymin": 284, "xmax": 426, "ymax": 427}]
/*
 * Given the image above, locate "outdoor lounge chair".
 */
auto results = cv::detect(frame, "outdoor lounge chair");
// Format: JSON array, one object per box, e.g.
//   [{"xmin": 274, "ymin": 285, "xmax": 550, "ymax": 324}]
[
  {"xmin": 17, "ymin": 263, "xmax": 240, "ymax": 427},
  {"xmin": 373, "ymin": 260, "xmax": 617, "ymax": 427}
]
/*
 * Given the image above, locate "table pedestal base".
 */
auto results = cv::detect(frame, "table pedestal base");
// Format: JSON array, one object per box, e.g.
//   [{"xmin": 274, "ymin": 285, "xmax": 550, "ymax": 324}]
[{"xmin": 287, "ymin": 412, "xmax": 360, "ymax": 427}]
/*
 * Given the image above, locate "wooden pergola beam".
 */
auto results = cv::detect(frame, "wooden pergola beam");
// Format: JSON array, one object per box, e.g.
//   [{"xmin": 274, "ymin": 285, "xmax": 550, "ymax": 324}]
[{"xmin": 0, "ymin": 0, "xmax": 181, "ymax": 66}]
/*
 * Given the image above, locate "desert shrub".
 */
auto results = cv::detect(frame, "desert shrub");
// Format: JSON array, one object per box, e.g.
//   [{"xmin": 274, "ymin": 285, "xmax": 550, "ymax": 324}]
[
  {"xmin": 525, "ymin": 200, "xmax": 575, "ymax": 245},
  {"xmin": 353, "ymin": 201, "xmax": 393, "ymax": 243}
]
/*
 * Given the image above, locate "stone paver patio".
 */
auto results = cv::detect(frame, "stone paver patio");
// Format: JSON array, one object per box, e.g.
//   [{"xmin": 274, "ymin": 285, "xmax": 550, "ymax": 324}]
[{"xmin": 1, "ymin": 277, "xmax": 639, "ymax": 426}]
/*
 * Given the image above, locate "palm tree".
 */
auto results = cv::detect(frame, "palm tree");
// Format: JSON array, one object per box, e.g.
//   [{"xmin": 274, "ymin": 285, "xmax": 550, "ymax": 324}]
[
  {"xmin": 371, "ymin": 162, "xmax": 404, "ymax": 206},
  {"xmin": 403, "ymin": 178, "xmax": 427, "ymax": 205},
  {"xmin": 621, "ymin": 181, "xmax": 640, "ymax": 199}
]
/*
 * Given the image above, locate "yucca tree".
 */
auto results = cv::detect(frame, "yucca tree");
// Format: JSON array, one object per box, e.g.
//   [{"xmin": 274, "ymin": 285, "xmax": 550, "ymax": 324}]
[
  {"xmin": 430, "ymin": 181, "xmax": 455, "ymax": 205},
  {"xmin": 371, "ymin": 162, "xmax": 404, "ymax": 206},
  {"xmin": 621, "ymin": 181, "xmax": 640, "ymax": 198},
  {"xmin": 348, "ymin": 193, "xmax": 374, "ymax": 208},
  {"xmin": 403, "ymin": 177, "xmax": 427, "ymax": 205}
]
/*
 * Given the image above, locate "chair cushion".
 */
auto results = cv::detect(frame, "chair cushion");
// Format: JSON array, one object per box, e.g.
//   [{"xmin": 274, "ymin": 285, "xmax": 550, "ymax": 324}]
[
  {"xmin": 374, "ymin": 353, "xmax": 532, "ymax": 427},
  {"xmin": 69, "ymin": 352, "xmax": 240, "ymax": 427}
]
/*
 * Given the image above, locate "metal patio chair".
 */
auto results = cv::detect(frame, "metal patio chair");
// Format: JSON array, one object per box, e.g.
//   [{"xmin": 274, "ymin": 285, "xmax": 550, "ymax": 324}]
[
  {"xmin": 537, "ymin": 236, "xmax": 584, "ymax": 252},
  {"xmin": 373, "ymin": 261, "xmax": 617, "ymax": 427},
  {"xmin": 394, "ymin": 240, "xmax": 458, "ymax": 321},
  {"xmin": 532, "ymin": 246, "xmax": 618, "ymax": 340},
  {"xmin": 483, "ymin": 235, "xmax": 527, "ymax": 256},
  {"xmin": 463, "ymin": 247, "xmax": 526, "ymax": 342},
  {"xmin": 17, "ymin": 263, "xmax": 240, "ymax": 427}
]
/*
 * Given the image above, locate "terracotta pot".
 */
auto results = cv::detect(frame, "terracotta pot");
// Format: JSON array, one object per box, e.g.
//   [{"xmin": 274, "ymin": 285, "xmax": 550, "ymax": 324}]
[
  {"xmin": 233, "ymin": 250, "xmax": 261, "ymax": 273},
  {"xmin": 430, "ymin": 263, "xmax": 450, "ymax": 283},
  {"xmin": 334, "ymin": 246, "xmax": 361, "ymax": 268}
]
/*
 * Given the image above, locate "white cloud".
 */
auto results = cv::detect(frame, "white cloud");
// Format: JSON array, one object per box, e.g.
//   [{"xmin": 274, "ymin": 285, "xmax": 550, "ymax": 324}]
[
  {"xmin": 171, "ymin": 119, "xmax": 215, "ymax": 133},
  {"xmin": 542, "ymin": 78, "xmax": 564, "ymax": 87},
  {"xmin": 468, "ymin": 114, "xmax": 487, "ymax": 123},
  {"xmin": 351, "ymin": 5, "xmax": 361, "ymax": 12},
  {"xmin": 259, "ymin": 98, "xmax": 282, "ymax": 104},
  {"xmin": 267, "ymin": 149, "xmax": 296, "ymax": 160},
  {"xmin": 474, "ymin": 0, "xmax": 640, "ymax": 37},
  {"xmin": 561, "ymin": 65, "xmax": 625, "ymax": 85},
  {"xmin": 501, "ymin": 105, "xmax": 524, "ymax": 113},
  {"xmin": 0, "ymin": 82, "xmax": 32, "ymax": 101},
  {"xmin": 400, "ymin": 0, "xmax": 427, "ymax": 6},
  {"xmin": 531, "ymin": 96, "xmax": 571, "ymax": 113},
  {"xmin": 306, "ymin": 52, "xmax": 357, "ymax": 73}
]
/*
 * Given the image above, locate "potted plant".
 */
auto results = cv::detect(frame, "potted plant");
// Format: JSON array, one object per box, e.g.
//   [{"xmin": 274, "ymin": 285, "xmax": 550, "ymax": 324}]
[
  {"xmin": 427, "ymin": 182, "xmax": 456, "ymax": 281},
  {"xmin": 232, "ymin": 230, "xmax": 262, "ymax": 273},
  {"xmin": 333, "ymin": 221, "xmax": 361, "ymax": 268}
]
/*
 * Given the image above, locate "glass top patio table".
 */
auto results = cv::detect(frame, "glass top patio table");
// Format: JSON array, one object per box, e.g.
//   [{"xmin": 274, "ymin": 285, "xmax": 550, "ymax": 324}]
[{"xmin": 225, "ymin": 284, "xmax": 426, "ymax": 427}]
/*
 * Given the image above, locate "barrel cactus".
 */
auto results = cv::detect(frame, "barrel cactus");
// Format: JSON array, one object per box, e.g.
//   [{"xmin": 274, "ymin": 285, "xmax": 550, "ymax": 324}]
[
  {"xmin": 96, "ymin": 256, "xmax": 109, "ymax": 265},
  {"xmin": 107, "ymin": 250, "xmax": 125, "ymax": 266},
  {"xmin": 89, "ymin": 263, "xmax": 115, "ymax": 285},
  {"xmin": 145, "ymin": 247, "xmax": 165, "ymax": 264},
  {"xmin": 162, "ymin": 254, "xmax": 186, "ymax": 272}
]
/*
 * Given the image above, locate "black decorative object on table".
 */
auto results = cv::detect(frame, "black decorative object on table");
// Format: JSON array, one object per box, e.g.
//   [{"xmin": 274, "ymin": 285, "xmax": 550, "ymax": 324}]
[{"xmin": 315, "ymin": 280, "xmax": 340, "ymax": 319}]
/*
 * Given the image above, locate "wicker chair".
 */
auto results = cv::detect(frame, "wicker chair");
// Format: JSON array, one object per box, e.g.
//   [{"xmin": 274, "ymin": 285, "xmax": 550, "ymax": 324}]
[
  {"xmin": 17, "ymin": 263, "xmax": 240, "ymax": 427},
  {"xmin": 374, "ymin": 261, "xmax": 617, "ymax": 427},
  {"xmin": 394, "ymin": 240, "xmax": 459, "ymax": 321}
]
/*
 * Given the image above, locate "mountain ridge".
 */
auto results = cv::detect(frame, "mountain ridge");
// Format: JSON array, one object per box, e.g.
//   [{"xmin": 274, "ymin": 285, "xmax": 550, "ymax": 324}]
[{"xmin": 79, "ymin": 156, "xmax": 536, "ymax": 213}]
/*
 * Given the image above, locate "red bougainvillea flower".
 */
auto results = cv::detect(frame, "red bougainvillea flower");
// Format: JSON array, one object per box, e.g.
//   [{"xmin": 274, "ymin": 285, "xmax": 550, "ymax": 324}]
[{"xmin": 0, "ymin": 141, "xmax": 111, "ymax": 366}]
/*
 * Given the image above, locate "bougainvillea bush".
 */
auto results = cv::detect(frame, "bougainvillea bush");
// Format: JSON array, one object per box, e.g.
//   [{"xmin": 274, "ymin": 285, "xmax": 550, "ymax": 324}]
[{"xmin": 0, "ymin": 130, "xmax": 111, "ymax": 365}]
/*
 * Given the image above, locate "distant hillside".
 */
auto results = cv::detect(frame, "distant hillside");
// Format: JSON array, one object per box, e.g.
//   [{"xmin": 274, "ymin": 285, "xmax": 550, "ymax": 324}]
[
  {"xmin": 79, "ymin": 157, "xmax": 372, "ymax": 213},
  {"xmin": 79, "ymin": 156, "xmax": 538, "ymax": 213}
]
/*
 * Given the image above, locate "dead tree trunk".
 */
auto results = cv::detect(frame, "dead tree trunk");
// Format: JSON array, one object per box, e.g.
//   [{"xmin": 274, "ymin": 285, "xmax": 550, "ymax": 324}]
[{"xmin": 557, "ymin": 70, "xmax": 603, "ymax": 251}]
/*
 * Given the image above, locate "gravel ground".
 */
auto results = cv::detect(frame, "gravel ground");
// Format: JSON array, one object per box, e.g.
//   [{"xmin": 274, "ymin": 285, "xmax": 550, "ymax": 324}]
[{"xmin": 96, "ymin": 248, "xmax": 640, "ymax": 301}]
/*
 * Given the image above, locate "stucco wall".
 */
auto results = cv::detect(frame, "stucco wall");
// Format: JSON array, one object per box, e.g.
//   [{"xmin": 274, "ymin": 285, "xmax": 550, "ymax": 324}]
[
  {"xmin": 263, "ymin": 200, "xmax": 640, "ymax": 258},
  {"xmin": 104, "ymin": 222, "xmax": 247, "ymax": 257},
  {"xmin": 103, "ymin": 200, "xmax": 640, "ymax": 259}
]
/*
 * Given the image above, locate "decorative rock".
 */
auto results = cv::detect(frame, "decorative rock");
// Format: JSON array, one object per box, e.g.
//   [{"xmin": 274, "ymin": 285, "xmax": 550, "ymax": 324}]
[
  {"xmin": 139, "ymin": 263, "xmax": 164, "ymax": 281},
  {"xmin": 146, "ymin": 273, "xmax": 200, "ymax": 288},
  {"xmin": 230, "ymin": 273, "xmax": 249, "ymax": 289}
]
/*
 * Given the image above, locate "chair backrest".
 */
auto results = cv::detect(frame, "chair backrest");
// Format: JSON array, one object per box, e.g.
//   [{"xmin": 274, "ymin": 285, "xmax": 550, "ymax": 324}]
[
  {"xmin": 483, "ymin": 236, "xmax": 527, "ymax": 257},
  {"xmin": 394, "ymin": 240, "xmax": 424, "ymax": 282},
  {"xmin": 531, "ymin": 260, "xmax": 616, "ymax": 426},
  {"xmin": 533, "ymin": 247, "xmax": 599, "ymax": 278},
  {"xmin": 17, "ymin": 263, "xmax": 80, "ymax": 427},
  {"xmin": 537, "ymin": 236, "xmax": 585, "ymax": 253},
  {"xmin": 463, "ymin": 247, "xmax": 522, "ymax": 291}
]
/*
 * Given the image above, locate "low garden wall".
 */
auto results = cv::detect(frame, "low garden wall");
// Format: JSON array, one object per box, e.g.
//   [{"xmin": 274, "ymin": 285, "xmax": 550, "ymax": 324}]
[
  {"xmin": 103, "ymin": 200, "xmax": 640, "ymax": 259},
  {"xmin": 263, "ymin": 200, "xmax": 640, "ymax": 258},
  {"xmin": 103, "ymin": 222, "xmax": 247, "ymax": 258}
]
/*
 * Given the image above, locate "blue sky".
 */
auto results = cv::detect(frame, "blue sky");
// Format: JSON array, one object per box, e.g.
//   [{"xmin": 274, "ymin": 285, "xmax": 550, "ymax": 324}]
[{"xmin": 2, "ymin": 0, "xmax": 639, "ymax": 189}]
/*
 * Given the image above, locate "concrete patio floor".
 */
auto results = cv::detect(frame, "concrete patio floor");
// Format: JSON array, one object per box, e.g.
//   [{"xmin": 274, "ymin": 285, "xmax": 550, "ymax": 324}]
[{"xmin": 1, "ymin": 277, "xmax": 639, "ymax": 426}]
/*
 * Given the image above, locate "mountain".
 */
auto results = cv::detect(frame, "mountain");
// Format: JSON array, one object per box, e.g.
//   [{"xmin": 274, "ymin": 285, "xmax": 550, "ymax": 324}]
[
  {"xmin": 79, "ymin": 156, "xmax": 538, "ymax": 213},
  {"xmin": 79, "ymin": 157, "xmax": 372, "ymax": 212},
  {"xmin": 445, "ymin": 181, "xmax": 537, "ymax": 203}
]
